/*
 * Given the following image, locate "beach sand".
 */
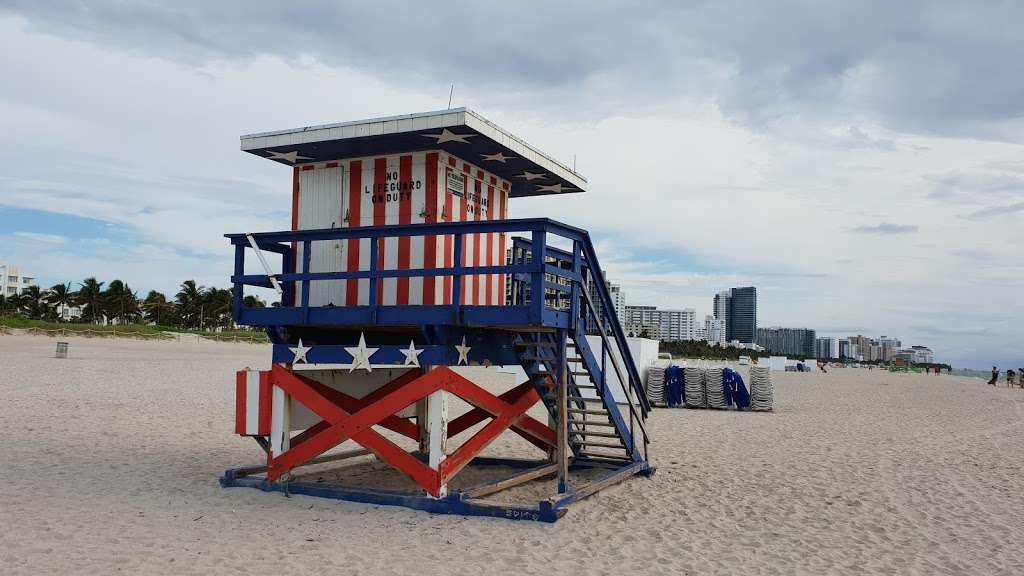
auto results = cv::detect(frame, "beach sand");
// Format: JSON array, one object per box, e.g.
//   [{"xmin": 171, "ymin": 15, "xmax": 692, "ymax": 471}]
[{"xmin": 2, "ymin": 334, "xmax": 1023, "ymax": 575}]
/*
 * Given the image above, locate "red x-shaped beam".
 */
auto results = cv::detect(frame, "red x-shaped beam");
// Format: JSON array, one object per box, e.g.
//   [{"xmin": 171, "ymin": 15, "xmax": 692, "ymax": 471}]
[{"xmin": 264, "ymin": 366, "xmax": 553, "ymax": 496}]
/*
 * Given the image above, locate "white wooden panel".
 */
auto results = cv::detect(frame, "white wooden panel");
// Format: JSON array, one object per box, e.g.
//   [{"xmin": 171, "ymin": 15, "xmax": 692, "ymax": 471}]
[{"xmin": 298, "ymin": 166, "xmax": 345, "ymax": 306}]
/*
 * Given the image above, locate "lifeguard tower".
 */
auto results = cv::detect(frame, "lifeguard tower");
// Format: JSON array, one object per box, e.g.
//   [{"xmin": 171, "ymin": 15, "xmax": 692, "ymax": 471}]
[{"xmin": 221, "ymin": 109, "xmax": 651, "ymax": 521}]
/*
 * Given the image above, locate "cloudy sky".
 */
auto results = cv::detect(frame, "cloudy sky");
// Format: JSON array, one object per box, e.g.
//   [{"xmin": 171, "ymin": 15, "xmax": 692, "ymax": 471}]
[{"xmin": 1, "ymin": 1, "xmax": 1021, "ymax": 368}]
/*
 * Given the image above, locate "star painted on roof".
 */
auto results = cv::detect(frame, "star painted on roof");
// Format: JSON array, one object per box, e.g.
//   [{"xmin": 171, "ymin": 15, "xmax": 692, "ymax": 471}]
[
  {"xmin": 289, "ymin": 339, "xmax": 311, "ymax": 364},
  {"xmin": 400, "ymin": 340, "xmax": 424, "ymax": 368},
  {"xmin": 455, "ymin": 336, "xmax": 471, "ymax": 366},
  {"xmin": 422, "ymin": 129, "xmax": 475, "ymax": 144},
  {"xmin": 515, "ymin": 171, "xmax": 547, "ymax": 181},
  {"xmin": 534, "ymin": 183, "xmax": 575, "ymax": 194},
  {"xmin": 481, "ymin": 152, "xmax": 515, "ymax": 163},
  {"xmin": 265, "ymin": 150, "xmax": 313, "ymax": 164},
  {"xmin": 345, "ymin": 333, "xmax": 379, "ymax": 373}
]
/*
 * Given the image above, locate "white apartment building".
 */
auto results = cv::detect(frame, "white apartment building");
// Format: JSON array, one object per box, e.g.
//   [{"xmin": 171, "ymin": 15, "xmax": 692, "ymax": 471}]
[
  {"xmin": 608, "ymin": 282, "xmax": 626, "ymax": 325},
  {"xmin": 0, "ymin": 263, "xmax": 35, "ymax": 297},
  {"xmin": 625, "ymin": 305, "xmax": 697, "ymax": 341},
  {"xmin": 815, "ymin": 336, "xmax": 839, "ymax": 359},
  {"xmin": 704, "ymin": 314, "xmax": 726, "ymax": 345}
]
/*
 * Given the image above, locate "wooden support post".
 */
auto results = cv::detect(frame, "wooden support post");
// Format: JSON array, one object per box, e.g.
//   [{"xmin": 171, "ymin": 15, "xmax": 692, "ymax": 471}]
[
  {"xmin": 427, "ymin": 389, "xmax": 449, "ymax": 497},
  {"xmin": 416, "ymin": 399, "xmax": 430, "ymax": 453},
  {"xmin": 269, "ymin": 379, "xmax": 292, "ymax": 472},
  {"xmin": 557, "ymin": 329, "xmax": 569, "ymax": 493}
]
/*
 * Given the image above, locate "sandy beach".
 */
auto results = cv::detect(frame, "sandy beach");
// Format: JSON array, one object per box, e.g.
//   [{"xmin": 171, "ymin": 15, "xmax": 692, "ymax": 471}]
[{"xmin": 2, "ymin": 334, "xmax": 1023, "ymax": 575}]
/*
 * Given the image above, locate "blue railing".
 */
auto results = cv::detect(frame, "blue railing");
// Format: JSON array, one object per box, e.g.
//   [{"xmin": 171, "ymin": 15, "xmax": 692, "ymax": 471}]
[{"xmin": 226, "ymin": 218, "xmax": 647, "ymax": 411}]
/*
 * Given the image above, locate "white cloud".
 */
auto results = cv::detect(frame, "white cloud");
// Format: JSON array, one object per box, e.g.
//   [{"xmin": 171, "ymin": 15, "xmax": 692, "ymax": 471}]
[
  {"xmin": 0, "ymin": 13, "xmax": 1021, "ymax": 368},
  {"xmin": 13, "ymin": 231, "xmax": 68, "ymax": 244}
]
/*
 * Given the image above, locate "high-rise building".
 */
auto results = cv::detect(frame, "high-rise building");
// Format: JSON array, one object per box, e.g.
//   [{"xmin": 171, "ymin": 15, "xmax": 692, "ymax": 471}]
[
  {"xmin": 0, "ymin": 263, "xmax": 35, "ymax": 297},
  {"xmin": 878, "ymin": 336, "xmax": 901, "ymax": 362},
  {"xmin": 897, "ymin": 345, "xmax": 935, "ymax": 364},
  {"xmin": 713, "ymin": 290, "xmax": 730, "ymax": 332},
  {"xmin": 607, "ymin": 282, "xmax": 626, "ymax": 324},
  {"xmin": 727, "ymin": 286, "xmax": 757, "ymax": 344},
  {"xmin": 579, "ymin": 273, "xmax": 626, "ymax": 331},
  {"xmin": 757, "ymin": 327, "xmax": 816, "ymax": 357},
  {"xmin": 625, "ymin": 305, "xmax": 697, "ymax": 341},
  {"xmin": 704, "ymin": 314, "xmax": 726, "ymax": 345},
  {"xmin": 815, "ymin": 337, "xmax": 838, "ymax": 359},
  {"xmin": 838, "ymin": 339, "xmax": 860, "ymax": 360}
]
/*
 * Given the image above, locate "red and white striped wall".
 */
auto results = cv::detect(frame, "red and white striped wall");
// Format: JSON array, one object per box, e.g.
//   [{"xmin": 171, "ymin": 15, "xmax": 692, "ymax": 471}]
[
  {"xmin": 235, "ymin": 369, "xmax": 271, "ymax": 436},
  {"xmin": 291, "ymin": 151, "xmax": 510, "ymax": 307}
]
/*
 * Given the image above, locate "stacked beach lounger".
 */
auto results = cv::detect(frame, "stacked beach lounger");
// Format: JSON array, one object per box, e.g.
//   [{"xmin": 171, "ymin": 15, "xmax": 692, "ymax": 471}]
[
  {"xmin": 704, "ymin": 367, "xmax": 726, "ymax": 409},
  {"xmin": 749, "ymin": 366, "xmax": 774, "ymax": 411},
  {"xmin": 646, "ymin": 366, "xmax": 666, "ymax": 406},
  {"xmin": 684, "ymin": 367, "xmax": 707, "ymax": 408}
]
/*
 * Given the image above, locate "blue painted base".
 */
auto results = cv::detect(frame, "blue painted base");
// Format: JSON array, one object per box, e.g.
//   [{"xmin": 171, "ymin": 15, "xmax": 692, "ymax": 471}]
[
  {"xmin": 219, "ymin": 457, "xmax": 651, "ymax": 523},
  {"xmin": 220, "ymin": 468, "xmax": 565, "ymax": 522}
]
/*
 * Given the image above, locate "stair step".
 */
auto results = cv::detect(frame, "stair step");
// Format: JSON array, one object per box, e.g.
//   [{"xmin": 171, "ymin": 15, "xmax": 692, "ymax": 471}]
[
  {"xmin": 570, "ymin": 440, "xmax": 626, "ymax": 449},
  {"xmin": 527, "ymin": 369, "xmax": 592, "ymax": 378},
  {"xmin": 568, "ymin": 430, "xmax": 621, "ymax": 439},
  {"xmin": 570, "ymin": 384, "xmax": 599, "ymax": 390},
  {"xmin": 516, "ymin": 340, "xmax": 576, "ymax": 348},
  {"xmin": 577, "ymin": 453, "xmax": 635, "ymax": 465},
  {"xmin": 516, "ymin": 341, "xmax": 557, "ymax": 348},
  {"xmin": 568, "ymin": 420, "xmax": 615, "ymax": 428},
  {"xmin": 568, "ymin": 396, "xmax": 604, "ymax": 402},
  {"xmin": 566, "ymin": 408, "xmax": 609, "ymax": 416}
]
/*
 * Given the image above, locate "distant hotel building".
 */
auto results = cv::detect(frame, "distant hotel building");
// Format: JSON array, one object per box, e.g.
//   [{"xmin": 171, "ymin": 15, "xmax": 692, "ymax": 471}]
[
  {"xmin": 704, "ymin": 314, "xmax": 726, "ymax": 345},
  {"xmin": 625, "ymin": 305, "xmax": 697, "ymax": 341},
  {"xmin": 714, "ymin": 286, "xmax": 757, "ymax": 344},
  {"xmin": 757, "ymin": 327, "xmax": 816, "ymax": 357},
  {"xmin": 815, "ymin": 336, "xmax": 838, "ymax": 359},
  {"xmin": 838, "ymin": 338, "xmax": 859, "ymax": 360},
  {"xmin": 584, "ymin": 278, "xmax": 625, "ymax": 327},
  {"xmin": 840, "ymin": 334, "xmax": 905, "ymax": 362},
  {"xmin": 0, "ymin": 263, "xmax": 35, "ymax": 297},
  {"xmin": 896, "ymin": 346, "xmax": 934, "ymax": 364}
]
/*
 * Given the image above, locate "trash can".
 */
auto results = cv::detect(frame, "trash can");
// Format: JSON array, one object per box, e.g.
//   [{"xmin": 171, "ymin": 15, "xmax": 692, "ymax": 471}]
[{"xmin": 56, "ymin": 342, "xmax": 69, "ymax": 359}]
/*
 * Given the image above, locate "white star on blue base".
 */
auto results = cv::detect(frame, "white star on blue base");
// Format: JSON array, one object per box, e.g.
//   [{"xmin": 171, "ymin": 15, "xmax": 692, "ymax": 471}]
[
  {"xmin": 345, "ymin": 333, "xmax": 378, "ymax": 373},
  {"xmin": 455, "ymin": 336, "xmax": 471, "ymax": 366},
  {"xmin": 265, "ymin": 150, "xmax": 313, "ymax": 164},
  {"xmin": 400, "ymin": 340, "xmax": 424, "ymax": 367},
  {"xmin": 289, "ymin": 339, "xmax": 311, "ymax": 364},
  {"xmin": 422, "ymin": 129, "xmax": 475, "ymax": 144}
]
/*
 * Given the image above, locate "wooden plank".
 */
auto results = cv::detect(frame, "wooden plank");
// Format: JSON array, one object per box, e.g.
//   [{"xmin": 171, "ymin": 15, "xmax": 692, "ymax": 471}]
[
  {"xmin": 232, "ymin": 448, "xmax": 371, "ymax": 478},
  {"xmin": 557, "ymin": 330, "xmax": 569, "ymax": 493},
  {"xmin": 462, "ymin": 463, "xmax": 558, "ymax": 499}
]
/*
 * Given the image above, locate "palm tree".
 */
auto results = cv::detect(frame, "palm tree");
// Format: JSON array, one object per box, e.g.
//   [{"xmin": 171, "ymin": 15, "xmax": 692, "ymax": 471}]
[
  {"xmin": 175, "ymin": 280, "xmax": 204, "ymax": 329},
  {"xmin": 242, "ymin": 295, "xmax": 266, "ymax": 309},
  {"xmin": 202, "ymin": 286, "xmax": 233, "ymax": 330},
  {"xmin": 142, "ymin": 290, "xmax": 168, "ymax": 325},
  {"xmin": 19, "ymin": 286, "xmax": 51, "ymax": 320},
  {"xmin": 78, "ymin": 277, "xmax": 105, "ymax": 324},
  {"xmin": 46, "ymin": 283, "xmax": 76, "ymax": 322},
  {"xmin": 104, "ymin": 280, "xmax": 140, "ymax": 325}
]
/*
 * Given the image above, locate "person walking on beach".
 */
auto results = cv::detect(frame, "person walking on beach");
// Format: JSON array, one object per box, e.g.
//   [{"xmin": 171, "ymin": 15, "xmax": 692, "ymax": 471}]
[
  {"xmin": 989, "ymin": 366, "xmax": 999, "ymax": 386},
  {"xmin": 1008, "ymin": 369, "xmax": 1017, "ymax": 388}
]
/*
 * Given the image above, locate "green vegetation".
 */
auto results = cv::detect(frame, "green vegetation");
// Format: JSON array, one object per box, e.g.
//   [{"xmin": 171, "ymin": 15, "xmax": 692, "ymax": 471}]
[
  {"xmin": 0, "ymin": 277, "xmax": 268, "ymax": 343},
  {"xmin": 659, "ymin": 340, "xmax": 771, "ymax": 361},
  {"xmin": 658, "ymin": 340, "xmax": 952, "ymax": 371}
]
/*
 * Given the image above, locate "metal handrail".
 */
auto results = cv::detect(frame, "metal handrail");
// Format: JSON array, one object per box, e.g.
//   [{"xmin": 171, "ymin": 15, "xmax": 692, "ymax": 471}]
[{"xmin": 579, "ymin": 289, "xmax": 650, "ymax": 443}]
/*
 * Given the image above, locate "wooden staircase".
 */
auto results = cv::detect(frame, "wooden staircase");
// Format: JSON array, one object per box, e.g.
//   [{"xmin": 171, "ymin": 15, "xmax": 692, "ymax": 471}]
[{"xmin": 516, "ymin": 327, "xmax": 647, "ymax": 465}]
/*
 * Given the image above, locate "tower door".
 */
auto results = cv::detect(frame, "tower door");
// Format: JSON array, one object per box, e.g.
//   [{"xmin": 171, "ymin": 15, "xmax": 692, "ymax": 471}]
[{"xmin": 297, "ymin": 165, "xmax": 346, "ymax": 307}]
